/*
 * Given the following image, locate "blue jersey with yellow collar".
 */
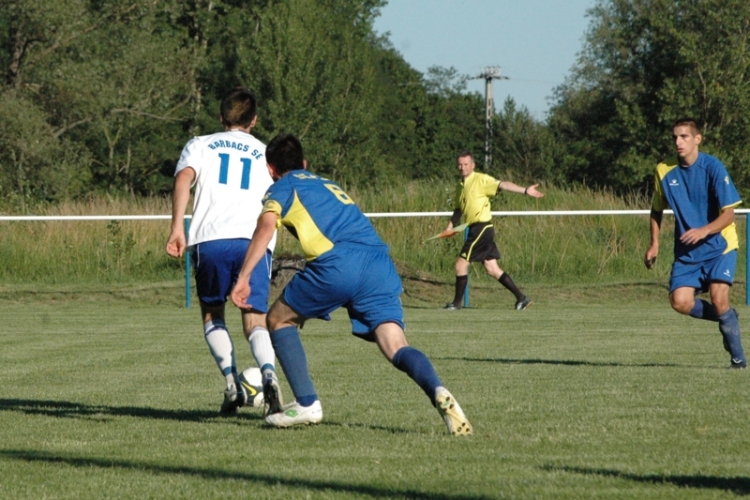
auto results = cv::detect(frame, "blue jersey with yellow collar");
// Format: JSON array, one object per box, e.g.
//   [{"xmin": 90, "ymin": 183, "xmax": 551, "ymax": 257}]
[
  {"xmin": 652, "ymin": 152, "xmax": 741, "ymax": 263},
  {"xmin": 261, "ymin": 170, "xmax": 387, "ymax": 260}
]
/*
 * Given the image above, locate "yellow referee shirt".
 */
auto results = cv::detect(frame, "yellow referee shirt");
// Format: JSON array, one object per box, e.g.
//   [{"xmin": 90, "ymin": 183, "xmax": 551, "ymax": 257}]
[{"xmin": 454, "ymin": 172, "xmax": 501, "ymax": 224}]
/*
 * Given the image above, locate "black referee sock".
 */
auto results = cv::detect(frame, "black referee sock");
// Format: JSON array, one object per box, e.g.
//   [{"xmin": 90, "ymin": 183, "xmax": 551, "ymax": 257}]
[
  {"xmin": 498, "ymin": 272, "xmax": 524, "ymax": 301},
  {"xmin": 453, "ymin": 275, "xmax": 468, "ymax": 306}
]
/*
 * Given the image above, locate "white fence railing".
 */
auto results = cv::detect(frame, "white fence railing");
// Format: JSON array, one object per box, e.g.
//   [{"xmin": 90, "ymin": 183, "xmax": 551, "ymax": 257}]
[{"xmin": 3, "ymin": 210, "xmax": 749, "ymax": 306}]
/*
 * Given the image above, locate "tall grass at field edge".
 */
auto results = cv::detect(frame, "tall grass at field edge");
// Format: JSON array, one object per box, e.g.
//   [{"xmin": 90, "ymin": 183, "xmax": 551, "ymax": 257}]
[{"xmin": 1, "ymin": 181, "xmax": 743, "ymax": 291}]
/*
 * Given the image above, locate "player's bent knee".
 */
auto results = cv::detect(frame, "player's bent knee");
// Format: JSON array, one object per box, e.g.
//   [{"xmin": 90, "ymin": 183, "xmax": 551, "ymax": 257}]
[
  {"xmin": 267, "ymin": 297, "xmax": 305, "ymax": 332},
  {"xmin": 669, "ymin": 299, "xmax": 693, "ymax": 315}
]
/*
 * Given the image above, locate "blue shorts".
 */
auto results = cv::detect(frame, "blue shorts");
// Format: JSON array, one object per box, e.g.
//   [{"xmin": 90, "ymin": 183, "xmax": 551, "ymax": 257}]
[
  {"xmin": 192, "ymin": 238, "xmax": 272, "ymax": 311},
  {"xmin": 283, "ymin": 244, "xmax": 404, "ymax": 336},
  {"xmin": 669, "ymin": 250, "xmax": 736, "ymax": 293}
]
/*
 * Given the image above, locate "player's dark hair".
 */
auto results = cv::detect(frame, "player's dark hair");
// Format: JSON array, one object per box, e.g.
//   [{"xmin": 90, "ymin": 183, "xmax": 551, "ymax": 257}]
[
  {"xmin": 672, "ymin": 117, "xmax": 702, "ymax": 135},
  {"xmin": 266, "ymin": 133, "xmax": 305, "ymax": 175},
  {"xmin": 220, "ymin": 87, "xmax": 258, "ymax": 128},
  {"xmin": 456, "ymin": 150, "xmax": 475, "ymax": 162}
]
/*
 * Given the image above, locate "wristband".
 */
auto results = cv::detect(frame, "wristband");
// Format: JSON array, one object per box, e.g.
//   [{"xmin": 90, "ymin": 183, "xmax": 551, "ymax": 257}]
[{"xmin": 524, "ymin": 187, "xmax": 528, "ymax": 195}]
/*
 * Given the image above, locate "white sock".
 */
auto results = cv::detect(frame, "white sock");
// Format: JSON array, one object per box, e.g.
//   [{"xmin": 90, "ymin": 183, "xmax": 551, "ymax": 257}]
[
  {"xmin": 204, "ymin": 320, "xmax": 236, "ymax": 387},
  {"xmin": 248, "ymin": 326, "xmax": 276, "ymax": 373}
]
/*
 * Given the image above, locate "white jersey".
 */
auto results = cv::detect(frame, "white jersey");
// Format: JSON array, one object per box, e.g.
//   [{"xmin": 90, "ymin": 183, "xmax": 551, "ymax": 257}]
[{"xmin": 176, "ymin": 129, "xmax": 276, "ymax": 250}]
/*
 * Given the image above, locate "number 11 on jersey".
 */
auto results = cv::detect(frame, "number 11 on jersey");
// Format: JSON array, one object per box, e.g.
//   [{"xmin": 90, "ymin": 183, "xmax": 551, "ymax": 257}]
[{"xmin": 218, "ymin": 153, "xmax": 252, "ymax": 190}]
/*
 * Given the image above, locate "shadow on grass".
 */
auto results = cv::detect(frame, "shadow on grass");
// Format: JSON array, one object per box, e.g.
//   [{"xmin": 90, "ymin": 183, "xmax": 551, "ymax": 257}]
[
  {"xmin": 0, "ymin": 449, "xmax": 492, "ymax": 500},
  {"xmin": 542, "ymin": 465, "xmax": 750, "ymax": 495},
  {"xmin": 436, "ymin": 356, "xmax": 680, "ymax": 368},
  {"xmin": 0, "ymin": 398, "xmax": 261, "ymax": 423},
  {"xmin": 0, "ymin": 399, "xmax": 415, "ymax": 434}
]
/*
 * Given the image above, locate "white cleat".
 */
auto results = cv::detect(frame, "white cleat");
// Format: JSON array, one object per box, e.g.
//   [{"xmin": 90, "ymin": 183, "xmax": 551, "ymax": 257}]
[
  {"xmin": 435, "ymin": 387, "xmax": 472, "ymax": 436},
  {"xmin": 265, "ymin": 400, "xmax": 323, "ymax": 428}
]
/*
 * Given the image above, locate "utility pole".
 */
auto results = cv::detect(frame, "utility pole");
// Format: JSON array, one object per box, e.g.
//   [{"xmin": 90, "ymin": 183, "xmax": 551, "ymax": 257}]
[{"xmin": 471, "ymin": 66, "xmax": 508, "ymax": 171}]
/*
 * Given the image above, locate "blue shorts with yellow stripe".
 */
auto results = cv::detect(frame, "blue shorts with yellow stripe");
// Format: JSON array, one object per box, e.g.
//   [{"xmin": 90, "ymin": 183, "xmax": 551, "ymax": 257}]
[{"xmin": 283, "ymin": 243, "xmax": 404, "ymax": 336}]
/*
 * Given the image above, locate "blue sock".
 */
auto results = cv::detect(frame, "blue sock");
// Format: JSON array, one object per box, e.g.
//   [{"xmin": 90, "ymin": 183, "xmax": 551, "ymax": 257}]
[
  {"xmin": 392, "ymin": 346, "xmax": 443, "ymax": 405},
  {"xmin": 689, "ymin": 299, "xmax": 718, "ymax": 321},
  {"xmin": 270, "ymin": 326, "xmax": 317, "ymax": 407},
  {"xmin": 719, "ymin": 309, "xmax": 746, "ymax": 363}
]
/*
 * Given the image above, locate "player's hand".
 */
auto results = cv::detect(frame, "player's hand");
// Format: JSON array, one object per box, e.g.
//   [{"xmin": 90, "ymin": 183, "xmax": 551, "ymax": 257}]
[
  {"xmin": 231, "ymin": 281, "xmax": 253, "ymax": 310},
  {"xmin": 525, "ymin": 184, "xmax": 544, "ymax": 198},
  {"xmin": 166, "ymin": 232, "xmax": 186, "ymax": 258},
  {"xmin": 644, "ymin": 248, "xmax": 658, "ymax": 269},
  {"xmin": 439, "ymin": 228, "xmax": 459, "ymax": 238},
  {"xmin": 680, "ymin": 227, "xmax": 709, "ymax": 246}
]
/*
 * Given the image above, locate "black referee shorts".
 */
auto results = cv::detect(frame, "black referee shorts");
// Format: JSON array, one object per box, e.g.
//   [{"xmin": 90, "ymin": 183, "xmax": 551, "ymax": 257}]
[{"xmin": 459, "ymin": 222, "xmax": 501, "ymax": 262}]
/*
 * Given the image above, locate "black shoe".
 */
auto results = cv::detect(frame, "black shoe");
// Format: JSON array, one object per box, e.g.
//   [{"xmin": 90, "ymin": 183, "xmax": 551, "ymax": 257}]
[
  {"xmin": 220, "ymin": 384, "xmax": 247, "ymax": 415},
  {"xmin": 442, "ymin": 302, "xmax": 461, "ymax": 311},
  {"xmin": 729, "ymin": 359, "xmax": 747, "ymax": 369},
  {"xmin": 262, "ymin": 371, "xmax": 284, "ymax": 417},
  {"xmin": 515, "ymin": 296, "xmax": 532, "ymax": 310}
]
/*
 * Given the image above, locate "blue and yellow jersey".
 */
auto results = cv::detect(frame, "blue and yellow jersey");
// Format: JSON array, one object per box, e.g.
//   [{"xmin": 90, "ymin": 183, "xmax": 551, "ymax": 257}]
[
  {"xmin": 454, "ymin": 172, "xmax": 502, "ymax": 225},
  {"xmin": 652, "ymin": 152, "xmax": 742, "ymax": 263},
  {"xmin": 261, "ymin": 170, "xmax": 387, "ymax": 261}
]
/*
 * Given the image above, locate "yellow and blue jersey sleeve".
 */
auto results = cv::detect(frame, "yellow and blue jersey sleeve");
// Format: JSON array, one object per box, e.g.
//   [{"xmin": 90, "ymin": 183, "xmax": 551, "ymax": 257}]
[
  {"xmin": 651, "ymin": 162, "xmax": 677, "ymax": 212},
  {"xmin": 262, "ymin": 171, "xmax": 386, "ymax": 261}
]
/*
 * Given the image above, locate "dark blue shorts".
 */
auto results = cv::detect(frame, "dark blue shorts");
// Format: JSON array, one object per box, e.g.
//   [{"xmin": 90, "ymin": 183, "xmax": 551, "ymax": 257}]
[
  {"xmin": 283, "ymin": 245, "xmax": 404, "ymax": 336},
  {"xmin": 669, "ymin": 250, "xmax": 737, "ymax": 293},
  {"xmin": 192, "ymin": 238, "xmax": 272, "ymax": 311}
]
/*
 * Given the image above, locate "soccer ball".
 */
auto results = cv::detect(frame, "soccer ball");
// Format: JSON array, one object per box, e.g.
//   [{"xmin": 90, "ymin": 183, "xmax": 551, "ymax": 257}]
[{"xmin": 239, "ymin": 366, "xmax": 265, "ymax": 408}]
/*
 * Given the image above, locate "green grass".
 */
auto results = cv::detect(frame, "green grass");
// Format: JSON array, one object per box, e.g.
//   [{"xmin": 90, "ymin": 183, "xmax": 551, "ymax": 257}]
[{"xmin": 1, "ymin": 288, "xmax": 749, "ymax": 499}]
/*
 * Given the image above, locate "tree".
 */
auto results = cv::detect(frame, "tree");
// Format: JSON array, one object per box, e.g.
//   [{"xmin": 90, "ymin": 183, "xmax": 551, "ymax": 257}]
[
  {"xmin": 0, "ymin": 0, "xmax": 198, "ymax": 199},
  {"xmin": 493, "ymin": 98, "xmax": 558, "ymax": 184},
  {"xmin": 548, "ymin": 0, "xmax": 750, "ymax": 196}
]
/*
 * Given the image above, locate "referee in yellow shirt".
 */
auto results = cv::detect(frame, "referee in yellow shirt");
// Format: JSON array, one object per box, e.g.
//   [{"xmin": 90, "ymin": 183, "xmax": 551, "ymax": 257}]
[{"xmin": 442, "ymin": 151, "xmax": 544, "ymax": 311}]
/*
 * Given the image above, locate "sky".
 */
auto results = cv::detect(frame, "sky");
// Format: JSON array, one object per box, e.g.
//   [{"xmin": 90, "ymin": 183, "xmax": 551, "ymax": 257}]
[{"xmin": 372, "ymin": 0, "xmax": 596, "ymax": 120}]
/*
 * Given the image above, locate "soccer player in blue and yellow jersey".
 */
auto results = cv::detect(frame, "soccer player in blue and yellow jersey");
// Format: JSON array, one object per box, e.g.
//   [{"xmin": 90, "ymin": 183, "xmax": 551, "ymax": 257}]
[
  {"xmin": 442, "ymin": 151, "xmax": 544, "ymax": 311},
  {"xmin": 645, "ymin": 118, "xmax": 747, "ymax": 368},
  {"xmin": 230, "ymin": 133, "xmax": 472, "ymax": 436}
]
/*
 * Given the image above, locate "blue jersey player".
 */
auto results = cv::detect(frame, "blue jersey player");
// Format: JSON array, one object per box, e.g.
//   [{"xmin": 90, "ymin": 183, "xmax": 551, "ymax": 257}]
[
  {"xmin": 645, "ymin": 118, "xmax": 746, "ymax": 368},
  {"xmin": 231, "ymin": 133, "xmax": 472, "ymax": 436}
]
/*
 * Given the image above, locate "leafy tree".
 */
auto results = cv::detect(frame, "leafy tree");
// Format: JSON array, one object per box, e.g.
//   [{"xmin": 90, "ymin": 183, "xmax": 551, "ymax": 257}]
[
  {"xmin": 0, "ymin": 0, "xmax": 197, "ymax": 199},
  {"xmin": 0, "ymin": 0, "xmax": 497, "ymax": 201},
  {"xmin": 549, "ymin": 0, "xmax": 750, "ymax": 196},
  {"xmin": 493, "ymin": 98, "xmax": 558, "ymax": 184}
]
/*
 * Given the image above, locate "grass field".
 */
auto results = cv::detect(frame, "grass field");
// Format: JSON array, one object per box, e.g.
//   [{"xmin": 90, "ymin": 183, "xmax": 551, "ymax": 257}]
[{"xmin": 1, "ymin": 284, "xmax": 749, "ymax": 499}]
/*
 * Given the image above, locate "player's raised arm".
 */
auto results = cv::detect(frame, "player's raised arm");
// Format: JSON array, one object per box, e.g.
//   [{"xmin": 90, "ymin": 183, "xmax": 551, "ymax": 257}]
[
  {"xmin": 231, "ymin": 211, "xmax": 279, "ymax": 309},
  {"xmin": 498, "ymin": 181, "xmax": 544, "ymax": 198}
]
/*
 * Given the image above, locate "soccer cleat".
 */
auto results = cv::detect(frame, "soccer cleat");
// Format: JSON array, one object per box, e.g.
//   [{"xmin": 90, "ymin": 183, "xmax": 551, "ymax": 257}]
[
  {"xmin": 435, "ymin": 387, "xmax": 472, "ymax": 436},
  {"xmin": 262, "ymin": 371, "xmax": 284, "ymax": 417},
  {"xmin": 220, "ymin": 384, "xmax": 247, "ymax": 415},
  {"xmin": 729, "ymin": 359, "xmax": 747, "ymax": 369},
  {"xmin": 442, "ymin": 302, "xmax": 462, "ymax": 311},
  {"xmin": 265, "ymin": 400, "xmax": 323, "ymax": 427},
  {"xmin": 515, "ymin": 296, "xmax": 532, "ymax": 310}
]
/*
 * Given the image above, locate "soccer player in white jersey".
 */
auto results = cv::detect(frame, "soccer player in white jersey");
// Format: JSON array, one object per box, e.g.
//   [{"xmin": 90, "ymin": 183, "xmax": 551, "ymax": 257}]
[
  {"xmin": 166, "ymin": 87, "xmax": 282, "ymax": 414},
  {"xmin": 645, "ymin": 118, "xmax": 747, "ymax": 368}
]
